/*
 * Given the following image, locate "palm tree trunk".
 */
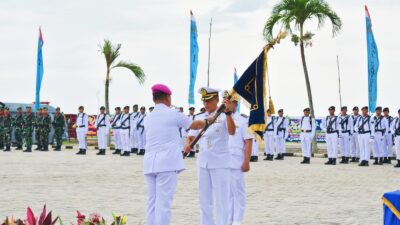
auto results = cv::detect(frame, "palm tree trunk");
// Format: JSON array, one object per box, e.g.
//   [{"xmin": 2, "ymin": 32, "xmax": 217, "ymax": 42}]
[
  {"xmin": 299, "ymin": 25, "xmax": 318, "ymax": 153},
  {"xmin": 105, "ymin": 68, "xmax": 110, "ymax": 115}
]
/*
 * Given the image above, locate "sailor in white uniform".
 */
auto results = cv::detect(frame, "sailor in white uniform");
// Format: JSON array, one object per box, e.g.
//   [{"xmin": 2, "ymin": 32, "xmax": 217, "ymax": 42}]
[
  {"xmin": 350, "ymin": 106, "xmax": 361, "ymax": 162},
  {"xmin": 95, "ymin": 106, "xmax": 111, "ymax": 155},
  {"xmin": 120, "ymin": 106, "xmax": 131, "ymax": 156},
  {"xmin": 321, "ymin": 106, "xmax": 340, "ymax": 165},
  {"xmin": 391, "ymin": 109, "xmax": 400, "ymax": 168},
  {"xmin": 227, "ymin": 93, "xmax": 253, "ymax": 225},
  {"xmin": 186, "ymin": 87, "xmax": 236, "ymax": 225},
  {"xmin": 371, "ymin": 106, "xmax": 388, "ymax": 165},
  {"xmin": 383, "ymin": 107, "xmax": 394, "ymax": 164},
  {"xmin": 263, "ymin": 109, "xmax": 275, "ymax": 161},
  {"xmin": 354, "ymin": 106, "xmax": 375, "ymax": 167},
  {"xmin": 75, "ymin": 106, "xmax": 89, "ymax": 155},
  {"xmin": 338, "ymin": 106, "xmax": 353, "ymax": 164},
  {"xmin": 144, "ymin": 84, "xmax": 202, "ymax": 225},
  {"xmin": 250, "ymin": 138, "xmax": 259, "ymax": 162},
  {"xmin": 130, "ymin": 104, "xmax": 140, "ymax": 154},
  {"xmin": 186, "ymin": 107, "xmax": 197, "ymax": 158},
  {"xmin": 136, "ymin": 106, "xmax": 146, "ymax": 155},
  {"xmin": 274, "ymin": 109, "xmax": 289, "ymax": 160},
  {"xmin": 111, "ymin": 107, "xmax": 122, "ymax": 155},
  {"xmin": 299, "ymin": 108, "xmax": 316, "ymax": 164}
]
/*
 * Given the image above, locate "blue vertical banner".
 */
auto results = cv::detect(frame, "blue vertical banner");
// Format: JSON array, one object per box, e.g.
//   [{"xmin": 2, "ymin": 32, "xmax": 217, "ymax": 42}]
[
  {"xmin": 35, "ymin": 27, "xmax": 44, "ymax": 110},
  {"xmin": 188, "ymin": 10, "xmax": 199, "ymax": 105},
  {"xmin": 233, "ymin": 67, "xmax": 240, "ymax": 113},
  {"xmin": 365, "ymin": 6, "xmax": 379, "ymax": 112}
]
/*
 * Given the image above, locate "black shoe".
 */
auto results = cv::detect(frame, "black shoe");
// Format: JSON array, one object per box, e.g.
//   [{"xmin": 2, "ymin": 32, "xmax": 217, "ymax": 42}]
[
  {"xmin": 112, "ymin": 149, "xmax": 121, "ymax": 155},
  {"xmin": 4, "ymin": 146, "xmax": 11, "ymax": 151},
  {"xmin": 121, "ymin": 151, "xmax": 130, "ymax": 156},
  {"xmin": 187, "ymin": 151, "xmax": 196, "ymax": 158},
  {"xmin": 350, "ymin": 157, "xmax": 356, "ymax": 162},
  {"xmin": 81, "ymin": 149, "xmax": 86, "ymax": 155},
  {"xmin": 250, "ymin": 156, "xmax": 258, "ymax": 162},
  {"xmin": 42, "ymin": 147, "xmax": 48, "ymax": 151},
  {"xmin": 275, "ymin": 154, "xmax": 281, "ymax": 160},
  {"xmin": 383, "ymin": 157, "xmax": 388, "ymax": 164},
  {"xmin": 356, "ymin": 157, "xmax": 360, "ymax": 162},
  {"xmin": 76, "ymin": 149, "xmax": 84, "ymax": 155},
  {"xmin": 325, "ymin": 158, "xmax": 333, "ymax": 165},
  {"xmin": 131, "ymin": 148, "xmax": 138, "ymax": 154},
  {"xmin": 301, "ymin": 157, "xmax": 309, "ymax": 164},
  {"xmin": 16, "ymin": 146, "xmax": 23, "ymax": 150},
  {"xmin": 359, "ymin": 160, "xmax": 366, "ymax": 166},
  {"xmin": 263, "ymin": 154, "xmax": 271, "ymax": 161},
  {"xmin": 281, "ymin": 154, "xmax": 285, "ymax": 160},
  {"xmin": 263, "ymin": 152, "xmax": 267, "ymax": 156},
  {"xmin": 394, "ymin": 160, "xmax": 400, "ymax": 168},
  {"xmin": 269, "ymin": 155, "xmax": 274, "ymax": 161},
  {"xmin": 97, "ymin": 149, "xmax": 105, "ymax": 155},
  {"xmin": 373, "ymin": 158, "xmax": 379, "ymax": 165},
  {"xmin": 332, "ymin": 158, "xmax": 337, "ymax": 165},
  {"xmin": 34, "ymin": 146, "xmax": 42, "ymax": 150},
  {"xmin": 379, "ymin": 157, "xmax": 383, "ymax": 165},
  {"xmin": 23, "ymin": 149, "xmax": 32, "ymax": 152},
  {"xmin": 137, "ymin": 149, "xmax": 145, "ymax": 155},
  {"xmin": 339, "ymin": 156, "xmax": 346, "ymax": 164},
  {"xmin": 388, "ymin": 158, "xmax": 392, "ymax": 164}
]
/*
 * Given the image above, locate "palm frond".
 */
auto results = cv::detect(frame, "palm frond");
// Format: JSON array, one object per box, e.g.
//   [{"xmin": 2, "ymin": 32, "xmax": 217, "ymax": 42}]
[
  {"xmin": 111, "ymin": 61, "xmax": 145, "ymax": 84},
  {"xmin": 100, "ymin": 39, "xmax": 121, "ymax": 68}
]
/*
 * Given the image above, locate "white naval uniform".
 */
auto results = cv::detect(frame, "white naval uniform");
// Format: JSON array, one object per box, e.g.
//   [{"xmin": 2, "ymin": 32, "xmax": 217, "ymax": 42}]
[
  {"xmin": 351, "ymin": 115, "xmax": 361, "ymax": 158},
  {"xmin": 321, "ymin": 116, "xmax": 340, "ymax": 159},
  {"xmin": 143, "ymin": 104, "xmax": 192, "ymax": 225},
  {"xmin": 95, "ymin": 113, "xmax": 111, "ymax": 150},
  {"xmin": 120, "ymin": 113, "xmax": 131, "ymax": 153},
  {"xmin": 274, "ymin": 116, "xmax": 289, "ymax": 155},
  {"xmin": 136, "ymin": 113, "xmax": 146, "ymax": 150},
  {"xmin": 264, "ymin": 116, "xmax": 275, "ymax": 155},
  {"xmin": 355, "ymin": 115, "xmax": 375, "ymax": 162},
  {"xmin": 372, "ymin": 115, "xmax": 388, "ymax": 158},
  {"xmin": 338, "ymin": 115, "xmax": 353, "ymax": 158},
  {"xmin": 384, "ymin": 116, "xmax": 394, "ymax": 158},
  {"xmin": 251, "ymin": 139, "xmax": 259, "ymax": 157},
  {"xmin": 391, "ymin": 117, "xmax": 400, "ymax": 160},
  {"xmin": 111, "ymin": 113, "xmax": 122, "ymax": 150},
  {"xmin": 130, "ymin": 111, "xmax": 140, "ymax": 150},
  {"xmin": 228, "ymin": 113, "xmax": 253, "ymax": 224},
  {"xmin": 299, "ymin": 116, "xmax": 316, "ymax": 158},
  {"xmin": 75, "ymin": 113, "xmax": 89, "ymax": 149},
  {"xmin": 188, "ymin": 111, "xmax": 231, "ymax": 225}
]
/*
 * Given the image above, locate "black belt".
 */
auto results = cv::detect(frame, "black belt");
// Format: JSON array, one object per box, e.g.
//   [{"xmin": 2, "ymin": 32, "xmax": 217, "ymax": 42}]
[
  {"xmin": 301, "ymin": 130, "xmax": 312, "ymax": 133},
  {"xmin": 342, "ymin": 130, "xmax": 350, "ymax": 133},
  {"xmin": 327, "ymin": 130, "xmax": 338, "ymax": 134},
  {"xmin": 359, "ymin": 131, "xmax": 371, "ymax": 134},
  {"xmin": 278, "ymin": 128, "xmax": 286, "ymax": 131},
  {"xmin": 376, "ymin": 129, "xmax": 385, "ymax": 134},
  {"xmin": 98, "ymin": 125, "xmax": 106, "ymax": 127},
  {"xmin": 78, "ymin": 125, "xmax": 85, "ymax": 128},
  {"xmin": 266, "ymin": 129, "xmax": 274, "ymax": 131},
  {"xmin": 121, "ymin": 127, "xmax": 130, "ymax": 129}
]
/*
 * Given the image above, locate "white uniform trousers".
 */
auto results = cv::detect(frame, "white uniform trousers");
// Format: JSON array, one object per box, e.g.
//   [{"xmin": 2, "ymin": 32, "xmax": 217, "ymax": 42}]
[
  {"xmin": 373, "ymin": 133, "xmax": 385, "ymax": 158},
  {"xmin": 199, "ymin": 167, "xmax": 230, "ymax": 225},
  {"xmin": 275, "ymin": 137, "xmax": 286, "ymax": 154},
  {"xmin": 264, "ymin": 133, "xmax": 274, "ymax": 155},
  {"xmin": 129, "ymin": 132, "xmax": 135, "ymax": 149},
  {"xmin": 383, "ymin": 134, "xmax": 394, "ymax": 158},
  {"xmin": 138, "ymin": 129, "xmax": 146, "ymax": 149},
  {"xmin": 339, "ymin": 133, "xmax": 351, "ymax": 157},
  {"xmin": 358, "ymin": 133, "xmax": 372, "ymax": 161},
  {"xmin": 145, "ymin": 171, "xmax": 178, "ymax": 225},
  {"xmin": 300, "ymin": 133, "xmax": 313, "ymax": 157},
  {"xmin": 120, "ymin": 128, "xmax": 130, "ymax": 153},
  {"xmin": 229, "ymin": 169, "xmax": 245, "ymax": 224},
  {"xmin": 350, "ymin": 133, "xmax": 360, "ymax": 158},
  {"xmin": 251, "ymin": 140, "xmax": 259, "ymax": 156},
  {"xmin": 395, "ymin": 136, "xmax": 400, "ymax": 160},
  {"xmin": 113, "ymin": 129, "xmax": 122, "ymax": 150},
  {"xmin": 97, "ymin": 127, "xmax": 108, "ymax": 149},
  {"xmin": 326, "ymin": 133, "xmax": 338, "ymax": 158},
  {"xmin": 76, "ymin": 128, "xmax": 87, "ymax": 149}
]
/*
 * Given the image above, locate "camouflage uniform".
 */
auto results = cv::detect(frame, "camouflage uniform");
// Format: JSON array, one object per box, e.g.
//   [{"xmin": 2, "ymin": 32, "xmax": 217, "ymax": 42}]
[
  {"xmin": 52, "ymin": 112, "xmax": 65, "ymax": 150},
  {"xmin": 2, "ymin": 111, "xmax": 13, "ymax": 151},
  {"xmin": 23, "ymin": 112, "xmax": 36, "ymax": 152},
  {"xmin": 39, "ymin": 113, "xmax": 52, "ymax": 151},
  {"xmin": 14, "ymin": 112, "xmax": 24, "ymax": 149},
  {"xmin": 34, "ymin": 110, "xmax": 43, "ymax": 150}
]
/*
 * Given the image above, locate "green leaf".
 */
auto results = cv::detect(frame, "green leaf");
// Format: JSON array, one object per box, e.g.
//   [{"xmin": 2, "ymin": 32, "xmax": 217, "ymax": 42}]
[{"xmin": 111, "ymin": 61, "xmax": 145, "ymax": 84}]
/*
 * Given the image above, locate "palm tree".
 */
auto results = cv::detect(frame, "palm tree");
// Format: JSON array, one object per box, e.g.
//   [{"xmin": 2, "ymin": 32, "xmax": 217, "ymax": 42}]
[
  {"xmin": 263, "ymin": 0, "xmax": 342, "ymax": 119},
  {"xmin": 100, "ymin": 39, "xmax": 145, "ymax": 114}
]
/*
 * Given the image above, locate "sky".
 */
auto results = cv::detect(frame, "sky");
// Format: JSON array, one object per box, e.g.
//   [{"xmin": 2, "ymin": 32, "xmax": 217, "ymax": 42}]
[{"xmin": 0, "ymin": 0, "xmax": 399, "ymax": 116}]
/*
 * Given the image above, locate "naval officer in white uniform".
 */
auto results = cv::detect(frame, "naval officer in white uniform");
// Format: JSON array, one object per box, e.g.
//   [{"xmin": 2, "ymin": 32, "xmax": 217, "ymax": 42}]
[
  {"xmin": 75, "ymin": 106, "xmax": 89, "ymax": 155},
  {"xmin": 111, "ymin": 107, "xmax": 122, "ymax": 155},
  {"xmin": 226, "ymin": 92, "xmax": 253, "ymax": 225},
  {"xmin": 186, "ymin": 87, "xmax": 236, "ymax": 225},
  {"xmin": 95, "ymin": 106, "xmax": 111, "ymax": 155},
  {"xmin": 299, "ymin": 108, "xmax": 316, "ymax": 164},
  {"xmin": 144, "ymin": 84, "xmax": 204, "ymax": 225},
  {"xmin": 274, "ymin": 109, "xmax": 289, "ymax": 160}
]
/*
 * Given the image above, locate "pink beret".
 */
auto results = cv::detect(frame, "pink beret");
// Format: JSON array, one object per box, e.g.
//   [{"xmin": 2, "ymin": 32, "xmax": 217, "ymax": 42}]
[{"xmin": 151, "ymin": 84, "xmax": 172, "ymax": 95}]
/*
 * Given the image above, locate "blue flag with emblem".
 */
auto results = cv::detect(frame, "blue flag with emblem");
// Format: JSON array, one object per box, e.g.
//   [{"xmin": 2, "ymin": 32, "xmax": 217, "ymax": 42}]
[
  {"xmin": 35, "ymin": 27, "xmax": 44, "ymax": 110},
  {"xmin": 382, "ymin": 191, "xmax": 400, "ymax": 224},
  {"xmin": 188, "ymin": 10, "xmax": 199, "ymax": 105},
  {"xmin": 365, "ymin": 5, "xmax": 379, "ymax": 113},
  {"xmin": 233, "ymin": 68, "xmax": 240, "ymax": 113}
]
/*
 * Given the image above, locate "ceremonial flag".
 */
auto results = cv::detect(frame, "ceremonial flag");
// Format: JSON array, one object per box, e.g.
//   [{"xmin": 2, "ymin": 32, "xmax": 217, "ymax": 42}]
[
  {"xmin": 365, "ymin": 5, "xmax": 379, "ymax": 112},
  {"xmin": 35, "ymin": 27, "xmax": 44, "ymax": 110},
  {"xmin": 188, "ymin": 10, "xmax": 199, "ymax": 105},
  {"xmin": 233, "ymin": 68, "xmax": 240, "ymax": 113}
]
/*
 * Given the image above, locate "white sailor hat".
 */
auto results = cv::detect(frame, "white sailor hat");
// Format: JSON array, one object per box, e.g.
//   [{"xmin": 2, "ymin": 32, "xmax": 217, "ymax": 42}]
[{"xmin": 198, "ymin": 87, "xmax": 220, "ymax": 101}]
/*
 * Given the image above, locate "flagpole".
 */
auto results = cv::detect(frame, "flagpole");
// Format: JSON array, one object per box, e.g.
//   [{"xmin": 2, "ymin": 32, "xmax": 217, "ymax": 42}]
[
  {"xmin": 207, "ymin": 18, "xmax": 212, "ymax": 88},
  {"xmin": 336, "ymin": 55, "xmax": 343, "ymax": 108}
]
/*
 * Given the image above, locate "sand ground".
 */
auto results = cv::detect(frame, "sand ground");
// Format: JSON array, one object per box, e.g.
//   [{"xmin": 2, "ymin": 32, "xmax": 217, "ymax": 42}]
[{"xmin": 0, "ymin": 147, "xmax": 398, "ymax": 225}]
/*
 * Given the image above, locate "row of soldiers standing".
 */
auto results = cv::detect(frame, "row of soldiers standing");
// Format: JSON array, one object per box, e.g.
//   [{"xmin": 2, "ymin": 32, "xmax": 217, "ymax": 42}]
[{"xmin": 0, "ymin": 106, "xmax": 65, "ymax": 152}]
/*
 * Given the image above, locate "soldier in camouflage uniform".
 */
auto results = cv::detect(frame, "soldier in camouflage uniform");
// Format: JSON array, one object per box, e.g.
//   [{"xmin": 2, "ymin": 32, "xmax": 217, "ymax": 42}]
[
  {"xmin": 2, "ymin": 108, "xmax": 13, "ymax": 151},
  {"xmin": 52, "ymin": 107, "xmax": 65, "ymax": 151},
  {"xmin": 34, "ymin": 108, "xmax": 43, "ymax": 150},
  {"xmin": 0, "ymin": 107, "xmax": 4, "ymax": 150},
  {"xmin": 23, "ymin": 106, "xmax": 36, "ymax": 152},
  {"xmin": 39, "ymin": 107, "xmax": 52, "ymax": 151},
  {"xmin": 14, "ymin": 107, "xmax": 24, "ymax": 150}
]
